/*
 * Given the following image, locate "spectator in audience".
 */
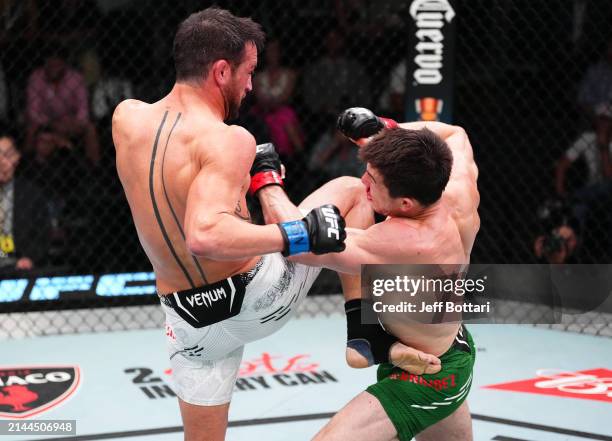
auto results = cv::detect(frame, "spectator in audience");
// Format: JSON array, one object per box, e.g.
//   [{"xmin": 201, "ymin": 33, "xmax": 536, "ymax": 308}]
[
  {"xmin": 578, "ymin": 37, "xmax": 612, "ymax": 176},
  {"xmin": 253, "ymin": 39, "xmax": 304, "ymax": 161},
  {"xmin": 308, "ymin": 122, "xmax": 364, "ymax": 181},
  {"xmin": 31, "ymin": 125, "xmax": 74, "ymax": 169},
  {"xmin": 302, "ymin": 29, "xmax": 370, "ymax": 122},
  {"xmin": 25, "ymin": 48, "xmax": 100, "ymax": 166},
  {"xmin": 26, "ymin": 125, "xmax": 90, "ymax": 203},
  {"xmin": 534, "ymin": 225, "xmax": 579, "ymax": 264},
  {"xmin": 23, "ymin": 124, "xmax": 95, "ymax": 268},
  {"xmin": 533, "ymin": 199, "xmax": 579, "ymax": 264},
  {"xmin": 0, "ymin": 130, "xmax": 50, "ymax": 272},
  {"xmin": 556, "ymin": 131, "xmax": 612, "ymax": 198},
  {"xmin": 555, "ymin": 131, "xmax": 612, "ymax": 259}
]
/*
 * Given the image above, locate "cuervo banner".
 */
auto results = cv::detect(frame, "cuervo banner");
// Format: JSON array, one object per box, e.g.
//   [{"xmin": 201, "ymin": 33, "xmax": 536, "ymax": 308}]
[{"xmin": 405, "ymin": 0, "xmax": 457, "ymax": 123}]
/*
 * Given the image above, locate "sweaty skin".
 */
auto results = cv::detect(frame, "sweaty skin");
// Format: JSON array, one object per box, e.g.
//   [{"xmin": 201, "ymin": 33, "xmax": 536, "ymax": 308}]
[
  {"xmin": 113, "ymin": 43, "xmax": 284, "ymax": 296},
  {"xmin": 374, "ymin": 121, "xmax": 480, "ymax": 356},
  {"xmin": 261, "ymin": 121, "xmax": 480, "ymax": 357}
]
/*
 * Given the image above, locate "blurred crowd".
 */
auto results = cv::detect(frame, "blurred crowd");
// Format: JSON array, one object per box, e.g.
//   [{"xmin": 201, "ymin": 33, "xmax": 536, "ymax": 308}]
[
  {"xmin": 0, "ymin": 0, "xmax": 410, "ymax": 275},
  {"xmin": 0, "ymin": 0, "xmax": 610, "ymax": 276},
  {"xmin": 534, "ymin": 38, "xmax": 612, "ymax": 264}
]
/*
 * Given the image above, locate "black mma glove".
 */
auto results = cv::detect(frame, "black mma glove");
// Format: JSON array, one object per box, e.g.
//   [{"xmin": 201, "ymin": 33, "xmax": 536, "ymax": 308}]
[
  {"xmin": 249, "ymin": 142, "xmax": 283, "ymax": 195},
  {"xmin": 277, "ymin": 204, "xmax": 347, "ymax": 256},
  {"xmin": 336, "ymin": 107, "xmax": 398, "ymax": 141}
]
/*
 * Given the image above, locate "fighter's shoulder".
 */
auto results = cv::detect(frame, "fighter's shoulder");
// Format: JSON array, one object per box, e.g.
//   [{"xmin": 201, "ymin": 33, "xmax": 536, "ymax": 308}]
[
  {"xmin": 364, "ymin": 219, "xmax": 427, "ymax": 260},
  {"xmin": 112, "ymin": 99, "xmax": 149, "ymax": 132},
  {"xmin": 195, "ymin": 123, "xmax": 256, "ymax": 166},
  {"xmin": 113, "ymin": 99, "xmax": 146, "ymax": 120},
  {"xmin": 442, "ymin": 177, "xmax": 480, "ymax": 223},
  {"xmin": 223, "ymin": 124, "xmax": 257, "ymax": 150}
]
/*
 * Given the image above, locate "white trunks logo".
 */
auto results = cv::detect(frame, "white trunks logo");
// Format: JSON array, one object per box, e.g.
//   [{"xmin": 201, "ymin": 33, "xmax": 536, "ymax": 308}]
[
  {"xmin": 186, "ymin": 287, "xmax": 227, "ymax": 308},
  {"xmin": 321, "ymin": 206, "xmax": 340, "ymax": 240}
]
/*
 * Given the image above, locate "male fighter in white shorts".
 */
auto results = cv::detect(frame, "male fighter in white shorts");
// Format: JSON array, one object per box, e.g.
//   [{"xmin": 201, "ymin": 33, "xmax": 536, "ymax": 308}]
[{"xmin": 112, "ymin": 8, "xmax": 347, "ymax": 441}]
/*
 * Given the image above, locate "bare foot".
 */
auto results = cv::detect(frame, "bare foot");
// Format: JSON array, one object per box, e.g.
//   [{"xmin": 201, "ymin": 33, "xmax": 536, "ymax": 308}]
[
  {"xmin": 345, "ymin": 344, "xmax": 441, "ymax": 374},
  {"xmin": 389, "ymin": 342, "xmax": 441, "ymax": 374}
]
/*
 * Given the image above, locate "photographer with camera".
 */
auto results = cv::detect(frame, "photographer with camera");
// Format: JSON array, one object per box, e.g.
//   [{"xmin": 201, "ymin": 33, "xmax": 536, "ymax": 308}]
[
  {"xmin": 533, "ymin": 199, "xmax": 579, "ymax": 264},
  {"xmin": 555, "ymin": 130, "xmax": 612, "ymax": 260}
]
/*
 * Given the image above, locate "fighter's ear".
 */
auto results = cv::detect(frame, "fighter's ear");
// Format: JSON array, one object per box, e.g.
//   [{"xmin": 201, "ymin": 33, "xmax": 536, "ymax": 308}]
[
  {"xmin": 399, "ymin": 197, "xmax": 415, "ymax": 213},
  {"xmin": 211, "ymin": 59, "xmax": 232, "ymax": 86}
]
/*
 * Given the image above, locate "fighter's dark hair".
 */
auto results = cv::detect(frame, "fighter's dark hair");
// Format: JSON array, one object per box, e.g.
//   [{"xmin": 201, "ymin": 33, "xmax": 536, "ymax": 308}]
[
  {"xmin": 173, "ymin": 7, "xmax": 265, "ymax": 83},
  {"xmin": 359, "ymin": 127, "xmax": 453, "ymax": 206}
]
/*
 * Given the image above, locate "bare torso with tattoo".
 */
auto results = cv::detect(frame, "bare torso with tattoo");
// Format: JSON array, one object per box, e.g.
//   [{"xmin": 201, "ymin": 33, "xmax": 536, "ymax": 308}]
[{"xmin": 112, "ymin": 98, "xmax": 259, "ymax": 296}]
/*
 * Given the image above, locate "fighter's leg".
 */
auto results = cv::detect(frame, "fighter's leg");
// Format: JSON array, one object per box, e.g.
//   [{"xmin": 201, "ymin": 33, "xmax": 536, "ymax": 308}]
[
  {"xmin": 297, "ymin": 177, "xmax": 440, "ymax": 374},
  {"xmin": 312, "ymin": 392, "xmax": 398, "ymax": 441},
  {"xmin": 299, "ymin": 177, "xmax": 384, "ymax": 367},
  {"xmin": 164, "ymin": 300, "xmax": 244, "ymax": 441},
  {"xmin": 415, "ymin": 401, "xmax": 473, "ymax": 441},
  {"xmin": 178, "ymin": 400, "xmax": 230, "ymax": 441},
  {"xmin": 297, "ymin": 176, "xmax": 373, "ymax": 226},
  {"xmin": 297, "ymin": 177, "xmax": 373, "ymax": 303}
]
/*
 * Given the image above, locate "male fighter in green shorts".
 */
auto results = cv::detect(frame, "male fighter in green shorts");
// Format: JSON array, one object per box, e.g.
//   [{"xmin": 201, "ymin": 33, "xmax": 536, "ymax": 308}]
[{"xmin": 250, "ymin": 107, "xmax": 480, "ymax": 440}]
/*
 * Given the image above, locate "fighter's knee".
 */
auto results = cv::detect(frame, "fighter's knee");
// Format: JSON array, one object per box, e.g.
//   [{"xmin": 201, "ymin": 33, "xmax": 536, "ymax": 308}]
[
  {"xmin": 333, "ymin": 175, "xmax": 363, "ymax": 190},
  {"xmin": 330, "ymin": 176, "xmax": 365, "ymax": 201}
]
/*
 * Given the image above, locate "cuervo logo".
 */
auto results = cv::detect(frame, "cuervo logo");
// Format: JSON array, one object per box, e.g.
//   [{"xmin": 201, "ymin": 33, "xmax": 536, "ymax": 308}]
[{"xmin": 409, "ymin": 0, "xmax": 456, "ymax": 85}]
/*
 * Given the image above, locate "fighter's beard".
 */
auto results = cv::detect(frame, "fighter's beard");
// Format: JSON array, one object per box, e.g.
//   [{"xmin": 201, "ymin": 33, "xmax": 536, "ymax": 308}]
[
  {"xmin": 220, "ymin": 86, "xmax": 241, "ymax": 121},
  {"xmin": 220, "ymin": 86, "xmax": 230, "ymax": 121}
]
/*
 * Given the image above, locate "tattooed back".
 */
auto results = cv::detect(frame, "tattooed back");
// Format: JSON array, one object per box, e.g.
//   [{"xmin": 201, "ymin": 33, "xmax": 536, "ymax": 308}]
[{"xmin": 112, "ymin": 97, "xmax": 258, "ymax": 295}]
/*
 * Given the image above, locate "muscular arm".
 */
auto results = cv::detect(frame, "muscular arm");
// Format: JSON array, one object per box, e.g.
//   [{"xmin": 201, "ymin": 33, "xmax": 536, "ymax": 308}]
[
  {"xmin": 257, "ymin": 185, "xmax": 406, "ymax": 273},
  {"xmin": 407, "ymin": 121, "xmax": 480, "ymax": 255},
  {"xmin": 184, "ymin": 126, "xmax": 285, "ymax": 260},
  {"xmin": 400, "ymin": 121, "xmax": 477, "ymax": 175},
  {"xmin": 399, "ymin": 120, "xmax": 461, "ymax": 139},
  {"xmin": 297, "ymin": 226, "xmax": 390, "ymax": 273}
]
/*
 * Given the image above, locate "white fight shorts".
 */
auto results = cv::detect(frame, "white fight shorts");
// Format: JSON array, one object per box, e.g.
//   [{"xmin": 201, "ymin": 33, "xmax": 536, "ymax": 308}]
[{"xmin": 161, "ymin": 253, "xmax": 321, "ymax": 405}]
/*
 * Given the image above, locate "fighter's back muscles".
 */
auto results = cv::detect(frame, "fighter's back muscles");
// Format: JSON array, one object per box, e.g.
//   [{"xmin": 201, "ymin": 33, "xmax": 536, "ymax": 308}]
[
  {"xmin": 113, "ymin": 99, "xmax": 285, "ymax": 285},
  {"xmin": 145, "ymin": 108, "xmax": 209, "ymax": 286}
]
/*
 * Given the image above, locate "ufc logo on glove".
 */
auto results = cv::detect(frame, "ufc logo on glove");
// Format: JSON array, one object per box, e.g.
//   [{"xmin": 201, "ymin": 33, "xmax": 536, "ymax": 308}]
[{"xmin": 322, "ymin": 206, "xmax": 341, "ymax": 240}]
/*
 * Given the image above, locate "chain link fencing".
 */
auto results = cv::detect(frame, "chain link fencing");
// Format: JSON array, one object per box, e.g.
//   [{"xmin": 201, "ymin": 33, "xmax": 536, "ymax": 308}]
[{"xmin": 0, "ymin": 1, "xmax": 611, "ymax": 339}]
